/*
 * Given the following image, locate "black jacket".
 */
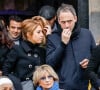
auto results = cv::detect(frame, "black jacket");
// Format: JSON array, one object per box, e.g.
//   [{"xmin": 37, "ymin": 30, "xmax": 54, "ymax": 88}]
[
  {"xmin": 46, "ymin": 26, "xmax": 96, "ymax": 89},
  {"xmin": 3, "ymin": 40, "xmax": 46, "ymax": 81},
  {"xmin": 87, "ymin": 45, "xmax": 100, "ymax": 90},
  {"xmin": 0, "ymin": 45, "xmax": 10, "ymax": 70}
]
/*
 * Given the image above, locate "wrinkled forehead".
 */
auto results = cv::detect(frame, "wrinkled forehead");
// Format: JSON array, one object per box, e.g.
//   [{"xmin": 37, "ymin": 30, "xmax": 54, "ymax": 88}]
[{"xmin": 58, "ymin": 11, "xmax": 76, "ymax": 21}]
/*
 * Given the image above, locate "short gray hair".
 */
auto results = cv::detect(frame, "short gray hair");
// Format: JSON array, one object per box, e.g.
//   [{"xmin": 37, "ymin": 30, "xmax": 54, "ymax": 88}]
[{"xmin": 57, "ymin": 3, "xmax": 76, "ymax": 18}]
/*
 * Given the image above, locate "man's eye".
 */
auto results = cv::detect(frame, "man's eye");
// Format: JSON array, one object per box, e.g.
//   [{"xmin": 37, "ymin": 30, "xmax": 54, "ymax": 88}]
[
  {"xmin": 61, "ymin": 21, "xmax": 66, "ymax": 24},
  {"xmin": 68, "ymin": 20, "xmax": 72, "ymax": 23}
]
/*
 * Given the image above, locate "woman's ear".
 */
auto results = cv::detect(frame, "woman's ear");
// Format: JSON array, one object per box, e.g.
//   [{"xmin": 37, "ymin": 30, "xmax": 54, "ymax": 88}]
[{"xmin": 26, "ymin": 32, "xmax": 31, "ymax": 39}]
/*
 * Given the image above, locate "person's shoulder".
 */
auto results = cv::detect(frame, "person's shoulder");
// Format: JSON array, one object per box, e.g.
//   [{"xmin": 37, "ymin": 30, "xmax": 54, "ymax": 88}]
[
  {"xmin": 80, "ymin": 28, "xmax": 91, "ymax": 32},
  {"xmin": 92, "ymin": 45, "xmax": 100, "ymax": 56},
  {"xmin": 47, "ymin": 32, "xmax": 61, "ymax": 43},
  {"xmin": 80, "ymin": 28, "xmax": 93, "ymax": 36},
  {"xmin": 92, "ymin": 44, "xmax": 100, "ymax": 52},
  {"xmin": 95, "ymin": 44, "xmax": 100, "ymax": 50}
]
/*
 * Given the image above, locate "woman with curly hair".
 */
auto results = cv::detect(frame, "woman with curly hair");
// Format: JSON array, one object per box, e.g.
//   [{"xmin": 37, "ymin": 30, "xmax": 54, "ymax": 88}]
[{"xmin": 3, "ymin": 16, "xmax": 51, "ymax": 90}]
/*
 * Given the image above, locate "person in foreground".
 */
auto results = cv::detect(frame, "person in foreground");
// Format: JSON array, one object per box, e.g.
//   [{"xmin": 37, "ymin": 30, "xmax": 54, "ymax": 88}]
[
  {"xmin": 46, "ymin": 3, "xmax": 96, "ymax": 90},
  {"xmin": 3, "ymin": 16, "xmax": 51, "ymax": 90},
  {"xmin": 86, "ymin": 44, "xmax": 100, "ymax": 90},
  {"xmin": 33, "ymin": 64, "xmax": 59, "ymax": 90},
  {"xmin": 0, "ymin": 76, "xmax": 14, "ymax": 90}
]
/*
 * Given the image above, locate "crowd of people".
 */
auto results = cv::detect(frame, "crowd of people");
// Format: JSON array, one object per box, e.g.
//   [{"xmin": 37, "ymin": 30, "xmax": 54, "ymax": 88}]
[{"xmin": 0, "ymin": 3, "xmax": 99, "ymax": 90}]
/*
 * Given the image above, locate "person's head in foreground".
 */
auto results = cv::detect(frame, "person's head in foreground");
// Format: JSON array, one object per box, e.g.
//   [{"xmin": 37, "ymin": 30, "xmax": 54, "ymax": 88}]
[
  {"xmin": 0, "ymin": 76, "xmax": 14, "ymax": 90},
  {"xmin": 33, "ymin": 64, "xmax": 59, "ymax": 90}
]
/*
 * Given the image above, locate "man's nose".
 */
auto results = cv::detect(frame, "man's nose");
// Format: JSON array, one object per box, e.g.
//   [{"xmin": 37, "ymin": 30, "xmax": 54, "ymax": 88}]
[
  {"xmin": 65, "ymin": 22, "xmax": 70, "ymax": 28},
  {"xmin": 14, "ymin": 27, "xmax": 19, "ymax": 31}
]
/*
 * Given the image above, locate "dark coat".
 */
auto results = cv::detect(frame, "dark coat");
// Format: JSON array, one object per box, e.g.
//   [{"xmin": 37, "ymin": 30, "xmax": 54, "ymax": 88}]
[
  {"xmin": 86, "ymin": 45, "xmax": 100, "ymax": 90},
  {"xmin": 0, "ymin": 45, "xmax": 10, "ymax": 70},
  {"xmin": 3, "ymin": 40, "xmax": 46, "ymax": 81},
  {"xmin": 46, "ymin": 26, "xmax": 96, "ymax": 90}
]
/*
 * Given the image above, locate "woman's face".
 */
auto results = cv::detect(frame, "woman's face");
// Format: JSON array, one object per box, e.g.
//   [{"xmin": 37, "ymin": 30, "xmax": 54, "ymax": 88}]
[
  {"xmin": 27, "ymin": 25, "xmax": 44, "ymax": 44},
  {"xmin": 39, "ymin": 71, "xmax": 54, "ymax": 90}
]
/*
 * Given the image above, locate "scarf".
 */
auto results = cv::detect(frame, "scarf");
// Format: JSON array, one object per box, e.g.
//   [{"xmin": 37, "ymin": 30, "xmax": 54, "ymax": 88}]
[{"xmin": 36, "ymin": 81, "xmax": 59, "ymax": 90}]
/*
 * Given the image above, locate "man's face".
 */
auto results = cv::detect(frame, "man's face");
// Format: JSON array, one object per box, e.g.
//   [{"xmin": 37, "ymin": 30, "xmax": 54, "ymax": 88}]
[
  {"xmin": 7, "ymin": 20, "xmax": 22, "ymax": 39},
  {"xmin": 58, "ymin": 11, "xmax": 77, "ymax": 32}
]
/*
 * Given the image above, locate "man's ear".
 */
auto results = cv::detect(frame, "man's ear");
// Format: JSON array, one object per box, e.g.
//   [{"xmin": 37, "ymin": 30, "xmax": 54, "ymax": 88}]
[
  {"xmin": 58, "ymin": 18, "xmax": 60, "ymax": 24},
  {"xmin": 74, "ymin": 16, "xmax": 77, "ymax": 22}
]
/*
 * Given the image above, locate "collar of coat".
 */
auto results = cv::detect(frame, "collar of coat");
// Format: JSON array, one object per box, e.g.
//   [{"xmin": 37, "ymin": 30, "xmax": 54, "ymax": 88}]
[
  {"xmin": 53, "ymin": 23, "xmax": 81, "ymax": 40},
  {"xmin": 21, "ymin": 40, "xmax": 39, "ymax": 53}
]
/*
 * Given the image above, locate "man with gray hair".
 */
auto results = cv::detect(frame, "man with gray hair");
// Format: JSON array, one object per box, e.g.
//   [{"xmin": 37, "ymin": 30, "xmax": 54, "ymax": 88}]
[{"xmin": 46, "ymin": 4, "xmax": 96, "ymax": 90}]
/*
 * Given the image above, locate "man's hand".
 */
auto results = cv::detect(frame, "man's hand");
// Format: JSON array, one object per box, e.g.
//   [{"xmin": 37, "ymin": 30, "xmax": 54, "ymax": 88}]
[
  {"xmin": 61, "ymin": 29, "xmax": 72, "ymax": 44},
  {"xmin": 80, "ymin": 59, "xmax": 89, "ymax": 68},
  {"xmin": 44, "ymin": 25, "xmax": 52, "ymax": 35}
]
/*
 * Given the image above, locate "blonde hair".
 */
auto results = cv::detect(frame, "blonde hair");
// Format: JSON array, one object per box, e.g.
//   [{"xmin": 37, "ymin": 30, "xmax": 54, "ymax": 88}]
[
  {"xmin": 33, "ymin": 64, "xmax": 59, "ymax": 86},
  {"xmin": 21, "ymin": 16, "xmax": 49, "ymax": 44}
]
